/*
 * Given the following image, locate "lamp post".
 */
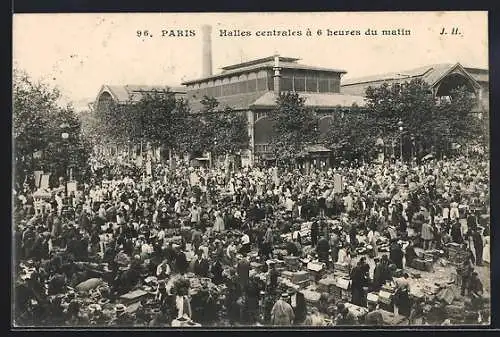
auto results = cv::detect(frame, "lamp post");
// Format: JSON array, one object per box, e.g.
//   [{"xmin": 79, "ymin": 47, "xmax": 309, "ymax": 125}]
[
  {"xmin": 211, "ymin": 139, "xmax": 218, "ymax": 168},
  {"xmin": 398, "ymin": 119, "xmax": 403, "ymax": 162},
  {"xmin": 60, "ymin": 123, "xmax": 71, "ymax": 181}
]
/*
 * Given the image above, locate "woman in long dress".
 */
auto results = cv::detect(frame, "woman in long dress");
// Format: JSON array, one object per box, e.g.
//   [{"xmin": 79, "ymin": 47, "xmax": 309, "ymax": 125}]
[{"xmin": 482, "ymin": 235, "xmax": 490, "ymax": 265}]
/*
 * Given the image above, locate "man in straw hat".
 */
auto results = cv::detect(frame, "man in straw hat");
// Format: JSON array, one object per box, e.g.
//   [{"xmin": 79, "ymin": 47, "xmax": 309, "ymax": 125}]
[{"xmin": 270, "ymin": 293, "xmax": 295, "ymax": 326}]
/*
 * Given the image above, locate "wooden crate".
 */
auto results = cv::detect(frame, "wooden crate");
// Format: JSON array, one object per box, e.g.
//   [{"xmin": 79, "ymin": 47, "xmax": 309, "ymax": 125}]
[
  {"xmin": 292, "ymin": 271, "xmax": 311, "ymax": 283},
  {"xmin": 334, "ymin": 263, "xmax": 350, "ymax": 274},
  {"xmin": 317, "ymin": 277, "xmax": 337, "ymax": 293}
]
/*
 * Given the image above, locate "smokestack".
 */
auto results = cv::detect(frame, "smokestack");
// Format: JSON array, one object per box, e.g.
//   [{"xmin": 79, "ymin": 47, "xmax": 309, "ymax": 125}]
[
  {"xmin": 273, "ymin": 54, "xmax": 281, "ymax": 95},
  {"xmin": 201, "ymin": 25, "xmax": 213, "ymax": 77}
]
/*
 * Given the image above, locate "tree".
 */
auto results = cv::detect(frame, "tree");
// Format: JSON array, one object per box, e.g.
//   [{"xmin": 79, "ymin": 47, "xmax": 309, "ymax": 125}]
[
  {"xmin": 434, "ymin": 86, "xmax": 484, "ymax": 151},
  {"xmin": 364, "ymin": 78, "xmax": 482, "ymax": 159},
  {"xmin": 13, "ymin": 69, "xmax": 91, "ymax": 187},
  {"xmin": 90, "ymin": 89, "xmax": 197, "ymax": 163},
  {"xmin": 270, "ymin": 92, "xmax": 319, "ymax": 163},
  {"xmin": 193, "ymin": 96, "xmax": 249, "ymax": 157},
  {"xmin": 323, "ymin": 105, "xmax": 379, "ymax": 162}
]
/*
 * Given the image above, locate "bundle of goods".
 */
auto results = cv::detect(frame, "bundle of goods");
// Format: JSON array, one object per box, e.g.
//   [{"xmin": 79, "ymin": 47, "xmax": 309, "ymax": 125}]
[
  {"xmin": 317, "ymin": 276, "xmax": 337, "ymax": 293},
  {"xmin": 344, "ymin": 303, "xmax": 369, "ymax": 319},
  {"xmin": 283, "ymin": 256, "xmax": 300, "ymax": 271},
  {"xmin": 273, "ymin": 249, "xmax": 289, "ymax": 261},
  {"xmin": 291, "ymin": 271, "xmax": 311, "ymax": 288},
  {"xmin": 444, "ymin": 302, "xmax": 466, "ymax": 320},
  {"xmin": 435, "ymin": 286, "xmax": 457, "ymax": 305},
  {"xmin": 423, "ymin": 249, "xmax": 444, "ymax": 262},
  {"xmin": 119, "ymin": 289, "xmax": 150, "ymax": 305},
  {"xmin": 334, "ymin": 262, "xmax": 350, "ymax": 274},
  {"xmin": 367, "ymin": 292, "xmax": 379, "ymax": 306},
  {"xmin": 377, "ymin": 309, "xmax": 408, "ymax": 325},
  {"xmin": 334, "ymin": 277, "xmax": 351, "ymax": 302},
  {"xmin": 307, "ymin": 261, "xmax": 327, "ymax": 281},
  {"xmin": 378, "ymin": 284, "xmax": 396, "ymax": 311},
  {"xmin": 170, "ymin": 276, "xmax": 191, "ymax": 296},
  {"xmin": 302, "ymin": 289, "xmax": 322, "ymax": 307},
  {"xmin": 266, "ymin": 259, "xmax": 285, "ymax": 269},
  {"xmin": 445, "ymin": 243, "xmax": 466, "ymax": 263},
  {"xmin": 409, "ymin": 258, "xmax": 433, "ymax": 272},
  {"xmin": 75, "ymin": 278, "xmax": 107, "ymax": 293},
  {"xmin": 250, "ymin": 261, "xmax": 265, "ymax": 273},
  {"xmin": 171, "ymin": 314, "xmax": 202, "ymax": 327}
]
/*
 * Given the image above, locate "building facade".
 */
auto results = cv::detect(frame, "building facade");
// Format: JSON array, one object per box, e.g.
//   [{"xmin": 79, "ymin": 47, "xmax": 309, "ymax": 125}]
[
  {"xmin": 341, "ymin": 63, "xmax": 489, "ymax": 115},
  {"xmin": 182, "ymin": 55, "xmax": 366, "ymax": 167}
]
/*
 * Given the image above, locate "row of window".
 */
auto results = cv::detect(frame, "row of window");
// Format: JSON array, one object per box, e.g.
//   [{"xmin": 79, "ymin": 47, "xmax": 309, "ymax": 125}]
[
  {"xmin": 280, "ymin": 76, "xmax": 340, "ymax": 93},
  {"xmin": 189, "ymin": 78, "xmax": 269, "ymax": 98},
  {"xmin": 188, "ymin": 74, "xmax": 342, "ymax": 99}
]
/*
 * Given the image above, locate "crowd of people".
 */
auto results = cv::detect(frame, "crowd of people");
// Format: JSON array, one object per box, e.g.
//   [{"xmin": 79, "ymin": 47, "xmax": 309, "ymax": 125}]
[{"xmin": 13, "ymin": 152, "xmax": 490, "ymax": 327}]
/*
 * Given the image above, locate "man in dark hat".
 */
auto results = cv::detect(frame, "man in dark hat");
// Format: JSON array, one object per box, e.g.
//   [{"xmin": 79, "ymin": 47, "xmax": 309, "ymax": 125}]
[
  {"xmin": 316, "ymin": 236, "xmax": 330, "ymax": 264},
  {"xmin": 310, "ymin": 219, "xmax": 319, "ymax": 248},
  {"xmin": 237, "ymin": 253, "xmax": 251, "ymax": 295},
  {"xmin": 266, "ymin": 261, "xmax": 279, "ymax": 295},
  {"xmin": 389, "ymin": 240, "xmax": 404, "ymax": 270},
  {"xmin": 404, "ymin": 240, "xmax": 418, "ymax": 268},
  {"xmin": 193, "ymin": 249, "xmax": 209, "ymax": 278},
  {"xmin": 471, "ymin": 229, "xmax": 484, "ymax": 266},
  {"xmin": 350, "ymin": 260, "xmax": 370, "ymax": 307},
  {"xmin": 468, "ymin": 271, "xmax": 484, "ymax": 310},
  {"xmin": 210, "ymin": 257, "xmax": 224, "ymax": 285},
  {"xmin": 371, "ymin": 257, "xmax": 385, "ymax": 291},
  {"xmin": 334, "ymin": 302, "xmax": 357, "ymax": 326},
  {"xmin": 174, "ymin": 246, "xmax": 189, "ymax": 275}
]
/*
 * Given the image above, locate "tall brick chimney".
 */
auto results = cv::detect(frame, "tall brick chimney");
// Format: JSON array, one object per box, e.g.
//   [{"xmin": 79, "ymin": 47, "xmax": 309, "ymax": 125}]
[
  {"xmin": 201, "ymin": 25, "xmax": 213, "ymax": 77},
  {"xmin": 273, "ymin": 54, "xmax": 281, "ymax": 95}
]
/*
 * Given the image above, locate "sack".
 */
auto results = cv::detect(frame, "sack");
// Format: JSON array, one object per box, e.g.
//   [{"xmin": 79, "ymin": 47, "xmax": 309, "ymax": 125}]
[{"xmin": 76, "ymin": 278, "xmax": 104, "ymax": 292}]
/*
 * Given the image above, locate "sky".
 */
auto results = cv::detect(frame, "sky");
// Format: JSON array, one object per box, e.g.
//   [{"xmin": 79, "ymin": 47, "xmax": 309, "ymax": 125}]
[{"xmin": 13, "ymin": 11, "xmax": 488, "ymax": 111}]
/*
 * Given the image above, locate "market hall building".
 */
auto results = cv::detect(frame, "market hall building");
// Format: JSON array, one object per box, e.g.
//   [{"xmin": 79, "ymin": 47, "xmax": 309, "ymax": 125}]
[
  {"xmin": 91, "ymin": 25, "xmax": 488, "ymax": 168},
  {"xmin": 341, "ymin": 63, "xmax": 489, "ymax": 115},
  {"xmin": 182, "ymin": 53, "xmax": 366, "ymax": 168}
]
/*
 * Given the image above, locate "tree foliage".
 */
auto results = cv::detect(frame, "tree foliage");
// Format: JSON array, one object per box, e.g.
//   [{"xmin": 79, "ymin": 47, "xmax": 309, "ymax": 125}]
[
  {"xmin": 270, "ymin": 92, "xmax": 319, "ymax": 162},
  {"xmin": 362, "ymin": 78, "xmax": 483, "ymax": 159},
  {"xmin": 199, "ymin": 96, "xmax": 249, "ymax": 156},
  {"xmin": 323, "ymin": 105, "xmax": 379, "ymax": 162},
  {"xmin": 13, "ymin": 69, "xmax": 91, "ymax": 186},
  {"xmin": 90, "ymin": 93, "xmax": 249, "ymax": 159}
]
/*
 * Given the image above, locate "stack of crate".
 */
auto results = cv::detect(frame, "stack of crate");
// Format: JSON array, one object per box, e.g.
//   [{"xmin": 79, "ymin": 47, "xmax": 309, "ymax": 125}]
[
  {"xmin": 291, "ymin": 271, "xmax": 311, "ymax": 288},
  {"xmin": 378, "ymin": 284, "xmax": 395, "ymax": 312},
  {"xmin": 284, "ymin": 256, "xmax": 300, "ymax": 271},
  {"xmin": 334, "ymin": 262, "xmax": 350, "ymax": 274},
  {"xmin": 307, "ymin": 261, "xmax": 326, "ymax": 281},
  {"xmin": 367, "ymin": 292, "xmax": 379, "ymax": 307},
  {"xmin": 334, "ymin": 277, "xmax": 352, "ymax": 302},
  {"xmin": 446, "ymin": 243, "xmax": 464, "ymax": 265}
]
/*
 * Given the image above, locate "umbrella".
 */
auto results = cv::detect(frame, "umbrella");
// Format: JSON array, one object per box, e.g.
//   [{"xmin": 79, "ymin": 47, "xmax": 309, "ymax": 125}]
[{"xmin": 422, "ymin": 154, "xmax": 434, "ymax": 161}]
